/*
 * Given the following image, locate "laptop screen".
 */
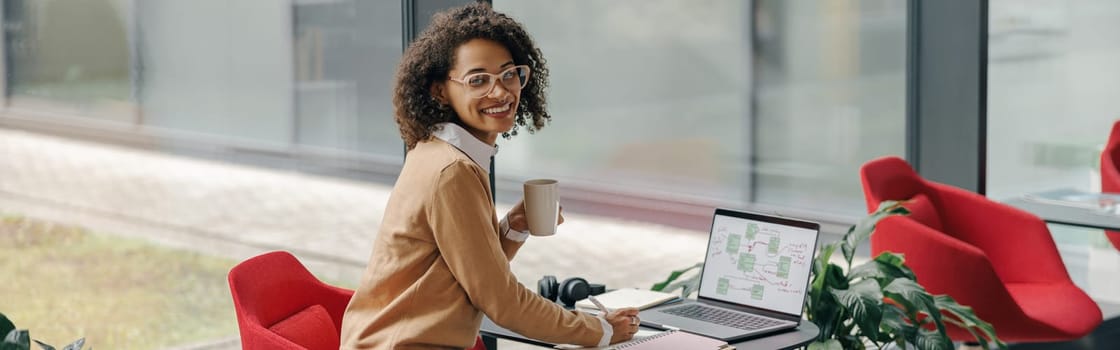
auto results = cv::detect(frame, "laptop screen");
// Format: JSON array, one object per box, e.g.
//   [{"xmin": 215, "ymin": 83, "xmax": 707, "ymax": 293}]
[{"xmin": 696, "ymin": 209, "xmax": 820, "ymax": 316}]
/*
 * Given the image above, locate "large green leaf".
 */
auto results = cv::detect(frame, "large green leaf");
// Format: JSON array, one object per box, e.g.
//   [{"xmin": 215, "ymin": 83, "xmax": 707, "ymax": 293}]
[
  {"xmin": 0, "ymin": 315, "xmax": 13, "ymax": 346},
  {"xmin": 842, "ymin": 201, "xmax": 909, "ymax": 264},
  {"xmin": 809, "ymin": 292, "xmax": 842, "ymax": 340},
  {"xmin": 878, "ymin": 303, "xmax": 917, "ymax": 344},
  {"xmin": 2, "ymin": 329, "xmax": 30, "ymax": 350},
  {"xmin": 660, "ymin": 273, "xmax": 701, "ymax": 298},
  {"xmin": 838, "ymin": 334, "xmax": 868, "ymax": 350},
  {"xmin": 829, "ymin": 279, "xmax": 884, "ymax": 340},
  {"xmin": 807, "ymin": 244, "xmax": 841, "ymax": 318},
  {"xmin": 812, "ymin": 244, "xmax": 838, "ymax": 289},
  {"xmin": 32, "ymin": 340, "xmax": 54, "ymax": 350},
  {"xmin": 847, "ymin": 261, "xmax": 888, "ymax": 282},
  {"xmin": 650, "ymin": 262, "xmax": 703, "ymax": 291},
  {"xmin": 840, "ymin": 225, "xmax": 860, "ymax": 267},
  {"xmin": 944, "ymin": 318, "xmax": 992, "ymax": 350},
  {"xmin": 932, "ymin": 294, "xmax": 985, "ymax": 330},
  {"xmin": 808, "ymin": 339, "xmax": 843, "ymax": 350},
  {"xmin": 883, "ymin": 279, "xmax": 939, "ymax": 323},
  {"xmin": 823, "ymin": 264, "xmax": 849, "ymax": 290},
  {"xmin": 871, "ymin": 252, "xmax": 916, "ymax": 280},
  {"xmin": 810, "ymin": 263, "xmax": 851, "ymax": 339},
  {"xmin": 913, "ymin": 328, "xmax": 952, "ymax": 350},
  {"xmin": 60, "ymin": 338, "xmax": 84, "ymax": 350},
  {"xmin": 848, "ymin": 253, "xmax": 914, "ymax": 285},
  {"xmin": 934, "ymin": 295, "xmax": 1006, "ymax": 350}
]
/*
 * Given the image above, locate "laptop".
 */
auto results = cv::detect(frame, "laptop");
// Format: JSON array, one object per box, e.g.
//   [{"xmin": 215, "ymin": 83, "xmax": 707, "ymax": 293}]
[{"xmin": 639, "ymin": 208, "xmax": 820, "ymax": 343}]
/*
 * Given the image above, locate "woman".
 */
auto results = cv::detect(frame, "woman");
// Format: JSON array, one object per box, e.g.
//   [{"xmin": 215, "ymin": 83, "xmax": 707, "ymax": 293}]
[{"xmin": 339, "ymin": 3, "xmax": 640, "ymax": 349}]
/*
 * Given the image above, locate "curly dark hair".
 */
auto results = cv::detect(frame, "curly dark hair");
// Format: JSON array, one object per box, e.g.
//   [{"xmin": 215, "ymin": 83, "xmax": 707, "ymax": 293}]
[{"xmin": 394, "ymin": 2, "xmax": 550, "ymax": 150}]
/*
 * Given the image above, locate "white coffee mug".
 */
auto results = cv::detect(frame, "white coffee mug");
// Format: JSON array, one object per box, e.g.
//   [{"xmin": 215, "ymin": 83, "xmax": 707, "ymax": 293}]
[{"xmin": 523, "ymin": 179, "xmax": 559, "ymax": 236}]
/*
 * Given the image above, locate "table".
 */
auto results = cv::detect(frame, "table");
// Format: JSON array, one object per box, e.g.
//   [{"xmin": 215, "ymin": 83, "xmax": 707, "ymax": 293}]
[
  {"xmin": 1003, "ymin": 189, "xmax": 1120, "ymax": 231},
  {"xmin": 480, "ymin": 315, "xmax": 820, "ymax": 349}
]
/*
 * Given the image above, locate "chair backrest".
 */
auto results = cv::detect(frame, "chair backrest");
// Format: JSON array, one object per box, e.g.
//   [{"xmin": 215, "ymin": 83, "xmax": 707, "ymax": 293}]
[
  {"xmin": 1100, "ymin": 121, "xmax": 1120, "ymax": 250},
  {"xmin": 1102, "ymin": 121, "xmax": 1120, "ymax": 192},
  {"xmin": 228, "ymin": 251, "xmax": 354, "ymax": 350},
  {"xmin": 859, "ymin": 156, "xmax": 924, "ymax": 211},
  {"xmin": 860, "ymin": 156, "xmax": 947, "ymax": 231}
]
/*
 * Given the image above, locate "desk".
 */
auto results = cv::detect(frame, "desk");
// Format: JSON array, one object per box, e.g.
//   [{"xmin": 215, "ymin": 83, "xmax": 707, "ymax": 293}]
[
  {"xmin": 480, "ymin": 315, "xmax": 820, "ymax": 349},
  {"xmin": 1004, "ymin": 193, "xmax": 1120, "ymax": 231}
]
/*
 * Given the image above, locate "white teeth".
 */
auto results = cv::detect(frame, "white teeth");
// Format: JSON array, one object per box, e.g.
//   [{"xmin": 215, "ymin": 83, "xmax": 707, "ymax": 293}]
[{"xmin": 482, "ymin": 103, "xmax": 510, "ymax": 114}]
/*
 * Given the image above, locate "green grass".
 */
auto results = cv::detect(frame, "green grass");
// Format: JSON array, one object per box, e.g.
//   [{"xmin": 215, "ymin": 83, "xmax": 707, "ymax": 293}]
[{"xmin": 0, "ymin": 214, "xmax": 239, "ymax": 349}]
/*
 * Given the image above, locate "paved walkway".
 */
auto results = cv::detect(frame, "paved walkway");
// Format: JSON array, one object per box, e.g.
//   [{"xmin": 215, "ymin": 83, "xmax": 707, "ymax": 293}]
[{"xmin": 0, "ymin": 128, "xmax": 709, "ymax": 349}]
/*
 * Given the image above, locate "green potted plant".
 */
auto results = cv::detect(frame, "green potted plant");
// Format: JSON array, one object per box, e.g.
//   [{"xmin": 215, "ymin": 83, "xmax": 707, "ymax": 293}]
[
  {"xmin": 1, "ymin": 313, "xmax": 88, "ymax": 350},
  {"xmin": 652, "ymin": 201, "xmax": 1006, "ymax": 350}
]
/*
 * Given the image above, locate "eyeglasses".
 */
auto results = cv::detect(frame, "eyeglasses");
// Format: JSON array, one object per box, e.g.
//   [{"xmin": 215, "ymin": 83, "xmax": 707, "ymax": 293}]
[{"xmin": 448, "ymin": 65, "xmax": 531, "ymax": 99}]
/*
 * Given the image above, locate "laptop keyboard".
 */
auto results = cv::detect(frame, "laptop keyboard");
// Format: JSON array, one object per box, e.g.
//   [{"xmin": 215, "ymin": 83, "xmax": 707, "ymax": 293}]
[{"xmin": 661, "ymin": 304, "xmax": 785, "ymax": 331}]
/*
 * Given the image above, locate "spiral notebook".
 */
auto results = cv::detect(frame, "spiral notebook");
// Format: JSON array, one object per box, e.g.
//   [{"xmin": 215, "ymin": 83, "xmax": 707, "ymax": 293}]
[
  {"xmin": 574, "ymin": 289, "xmax": 680, "ymax": 311},
  {"xmin": 607, "ymin": 330, "xmax": 733, "ymax": 350}
]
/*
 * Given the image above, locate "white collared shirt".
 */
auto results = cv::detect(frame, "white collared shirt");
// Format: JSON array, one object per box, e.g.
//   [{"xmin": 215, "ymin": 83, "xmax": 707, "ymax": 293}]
[
  {"xmin": 431, "ymin": 122, "xmax": 531, "ymax": 243},
  {"xmin": 431, "ymin": 122, "xmax": 497, "ymax": 172}
]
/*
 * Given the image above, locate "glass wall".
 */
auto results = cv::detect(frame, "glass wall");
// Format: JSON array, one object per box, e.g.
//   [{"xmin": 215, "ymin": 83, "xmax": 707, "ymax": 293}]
[
  {"xmin": 3, "ymin": 0, "xmax": 404, "ymax": 155},
  {"xmin": 0, "ymin": 2, "xmax": 406, "ymax": 348},
  {"xmin": 987, "ymin": 0, "xmax": 1120, "ymax": 296},
  {"xmin": 137, "ymin": 0, "xmax": 293, "ymax": 144},
  {"xmin": 294, "ymin": 1, "xmax": 403, "ymax": 155},
  {"xmin": 1, "ymin": 0, "xmax": 907, "ymax": 218},
  {"xmin": 3, "ymin": 0, "xmax": 134, "ymax": 123},
  {"xmin": 987, "ymin": 0, "xmax": 1120, "ymax": 199},
  {"xmin": 496, "ymin": 0, "xmax": 752, "ymax": 202},
  {"xmin": 752, "ymin": 0, "xmax": 906, "ymax": 215},
  {"xmin": 497, "ymin": 0, "xmax": 906, "ymax": 216}
]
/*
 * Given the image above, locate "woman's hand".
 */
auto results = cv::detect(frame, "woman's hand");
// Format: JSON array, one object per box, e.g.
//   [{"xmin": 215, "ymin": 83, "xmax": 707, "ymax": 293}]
[
  {"xmin": 605, "ymin": 308, "xmax": 641, "ymax": 344},
  {"xmin": 507, "ymin": 199, "xmax": 565, "ymax": 233}
]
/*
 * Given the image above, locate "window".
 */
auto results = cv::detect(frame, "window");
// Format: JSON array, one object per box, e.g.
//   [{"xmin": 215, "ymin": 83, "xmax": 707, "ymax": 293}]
[
  {"xmin": 137, "ymin": 1, "xmax": 293, "ymax": 143},
  {"xmin": 4, "ymin": 0, "xmax": 134, "ymax": 122},
  {"xmin": 4, "ymin": 0, "xmax": 404, "ymax": 156},
  {"xmin": 986, "ymin": 0, "xmax": 1120, "ymax": 288},
  {"xmin": 752, "ymin": 0, "xmax": 906, "ymax": 215},
  {"xmin": 294, "ymin": 1, "xmax": 403, "ymax": 156},
  {"xmin": 497, "ymin": 0, "xmax": 906, "ymax": 217},
  {"xmin": 496, "ymin": 1, "xmax": 751, "ymax": 203},
  {"xmin": 987, "ymin": 0, "xmax": 1120, "ymax": 199}
]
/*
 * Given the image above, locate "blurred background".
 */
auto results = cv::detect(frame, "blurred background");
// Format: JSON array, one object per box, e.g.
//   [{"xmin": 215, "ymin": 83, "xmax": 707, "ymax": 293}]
[{"xmin": 1, "ymin": 0, "xmax": 1119, "ymax": 349}]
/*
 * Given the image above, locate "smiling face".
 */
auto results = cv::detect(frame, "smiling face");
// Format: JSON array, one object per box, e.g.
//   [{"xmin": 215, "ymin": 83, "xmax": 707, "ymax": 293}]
[{"xmin": 434, "ymin": 38, "xmax": 521, "ymax": 145}]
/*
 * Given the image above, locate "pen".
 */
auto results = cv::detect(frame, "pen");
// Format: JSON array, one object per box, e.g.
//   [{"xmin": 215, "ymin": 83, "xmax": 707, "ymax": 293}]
[{"xmin": 587, "ymin": 295, "xmax": 612, "ymax": 313}]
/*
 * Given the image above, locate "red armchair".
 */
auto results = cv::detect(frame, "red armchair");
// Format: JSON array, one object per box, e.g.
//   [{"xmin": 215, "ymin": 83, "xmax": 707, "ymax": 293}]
[
  {"xmin": 229, "ymin": 251, "xmax": 354, "ymax": 350},
  {"xmin": 229, "ymin": 251, "xmax": 487, "ymax": 350},
  {"xmin": 1099, "ymin": 120, "xmax": 1120, "ymax": 250},
  {"xmin": 860, "ymin": 156, "xmax": 1101, "ymax": 342}
]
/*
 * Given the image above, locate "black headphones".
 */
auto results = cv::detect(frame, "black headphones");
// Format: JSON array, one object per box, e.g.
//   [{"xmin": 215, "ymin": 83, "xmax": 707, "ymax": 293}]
[{"xmin": 538, "ymin": 275, "xmax": 606, "ymax": 307}]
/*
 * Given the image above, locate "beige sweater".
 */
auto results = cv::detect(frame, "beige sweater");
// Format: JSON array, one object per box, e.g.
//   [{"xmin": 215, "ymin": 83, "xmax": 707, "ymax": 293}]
[{"xmin": 339, "ymin": 138, "xmax": 605, "ymax": 349}]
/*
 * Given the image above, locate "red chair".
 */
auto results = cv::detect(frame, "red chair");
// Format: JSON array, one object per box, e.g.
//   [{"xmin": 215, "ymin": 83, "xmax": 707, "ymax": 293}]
[
  {"xmin": 1099, "ymin": 120, "xmax": 1120, "ymax": 250},
  {"xmin": 228, "ymin": 251, "xmax": 487, "ymax": 350},
  {"xmin": 229, "ymin": 251, "xmax": 354, "ymax": 350},
  {"xmin": 860, "ymin": 156, "xmax": 1101, "ymax": 342}
]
